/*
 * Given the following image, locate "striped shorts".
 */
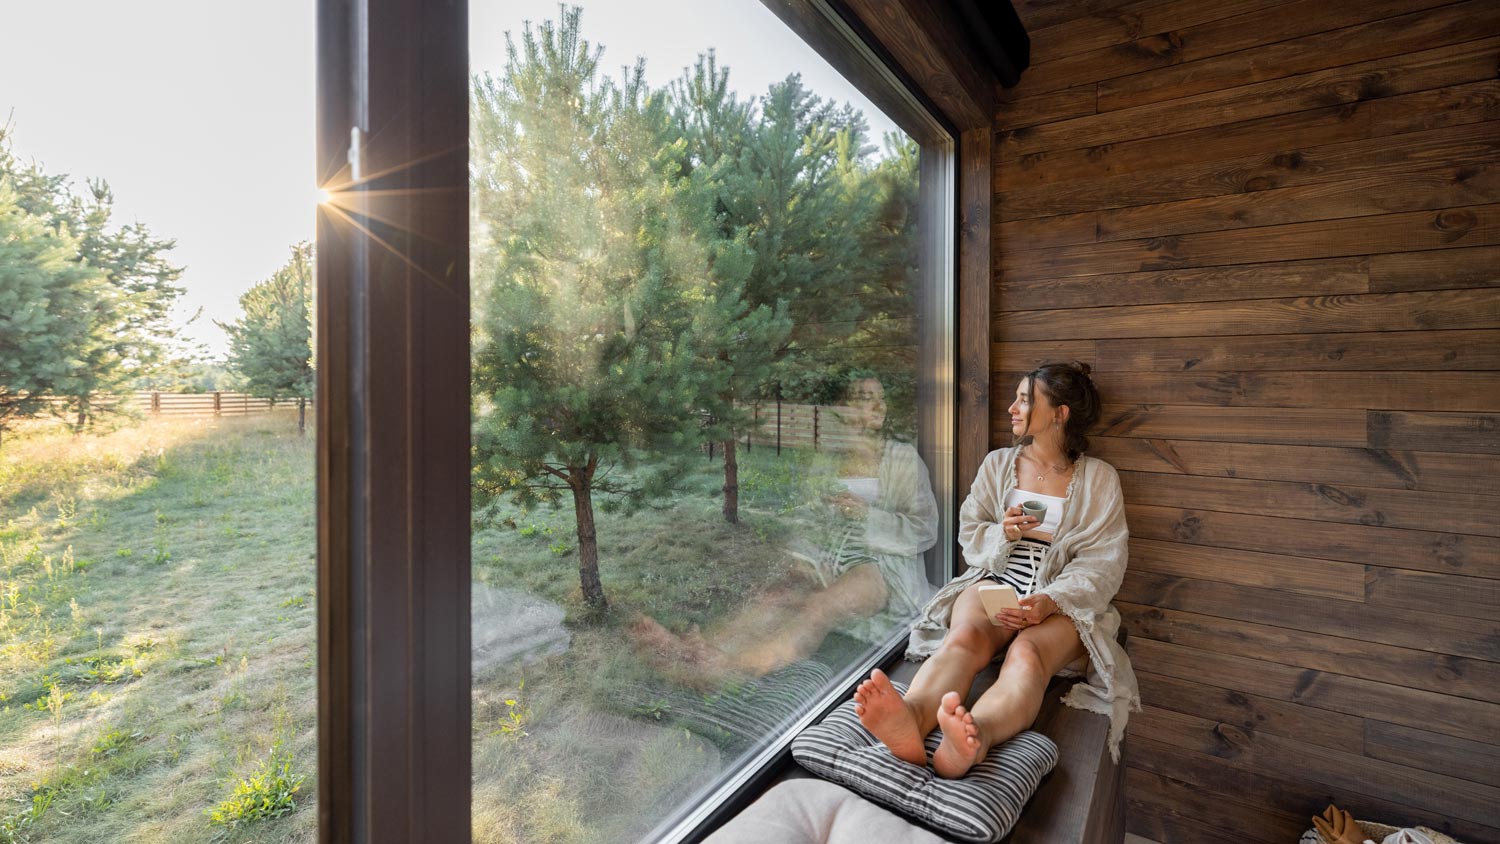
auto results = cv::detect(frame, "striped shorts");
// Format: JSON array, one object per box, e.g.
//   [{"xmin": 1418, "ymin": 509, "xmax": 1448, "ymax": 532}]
[{"xmin": 983, "ymin": 537, "xmax": 1049, "ymax": 597}]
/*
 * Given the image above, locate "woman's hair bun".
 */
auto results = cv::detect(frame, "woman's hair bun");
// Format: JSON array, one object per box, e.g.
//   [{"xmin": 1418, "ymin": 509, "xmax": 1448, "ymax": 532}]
[{"xmin": 1073, "ymin": 361, "xmax": 1093, "ymax": 378}]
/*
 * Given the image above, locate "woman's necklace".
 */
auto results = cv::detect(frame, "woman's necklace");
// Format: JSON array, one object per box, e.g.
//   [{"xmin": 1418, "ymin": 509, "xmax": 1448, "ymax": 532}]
[{"xmin": 1027, "ymin": 447, "xmax": 1070, "ymax": 483}]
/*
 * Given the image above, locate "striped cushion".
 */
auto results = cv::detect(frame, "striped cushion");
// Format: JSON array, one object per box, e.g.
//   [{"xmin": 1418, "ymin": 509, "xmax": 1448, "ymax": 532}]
[{"xmin": 791, "ymin": 682, "xmax": 1057, "ymax": 844}]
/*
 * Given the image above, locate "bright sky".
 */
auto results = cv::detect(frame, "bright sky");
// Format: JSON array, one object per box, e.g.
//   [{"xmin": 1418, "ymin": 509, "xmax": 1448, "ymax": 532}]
[{"xmin": 2, "ymin": 1, "xmax": 899, "ymax": 358}]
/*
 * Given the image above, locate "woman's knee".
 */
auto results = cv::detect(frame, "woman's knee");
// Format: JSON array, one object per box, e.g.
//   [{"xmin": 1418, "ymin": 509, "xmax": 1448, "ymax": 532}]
[
  {"xmin": 1001, "ymin": 637, "xmax": 1049, "ymax": 682},
  {"xmin": 941, "ymin": 623, "xmax": 999, "ymax": 662}
]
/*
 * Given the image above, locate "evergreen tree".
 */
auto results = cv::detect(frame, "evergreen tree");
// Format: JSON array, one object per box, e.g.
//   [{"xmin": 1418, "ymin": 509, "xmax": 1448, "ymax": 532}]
[
  {"xmin": 470, "ymin": 8, "xmax": 719, "ymax": 610},
  {"xmin": 0, "ymin": 128, "xmax": 184, "ymax": 428},
  {"xmin": 217, "ymin": 243, "xmax": 314, "ymax": 433},
  {"xmin": 0, "ymin": 181, "xmax": 103, "ymax": 448}
]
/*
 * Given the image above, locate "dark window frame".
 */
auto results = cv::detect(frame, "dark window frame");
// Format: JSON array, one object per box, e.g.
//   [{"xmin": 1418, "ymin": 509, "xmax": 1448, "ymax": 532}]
[{"xmin": 314, "ymin": 0, "xmax": 997, "ymax": 841}]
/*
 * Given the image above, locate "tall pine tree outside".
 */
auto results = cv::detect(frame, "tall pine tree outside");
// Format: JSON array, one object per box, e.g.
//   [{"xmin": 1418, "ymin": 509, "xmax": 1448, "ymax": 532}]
[
  {"xmin": 0, "ymin": 181, "xmax": 104, "ymax": 448},
  {"xmin": 470, "ymin": 8, "xmax": 724, "ymax": 610},
  {"xmin": 218, "ymin": 243, "xmax": 314, "ymax": 434}
]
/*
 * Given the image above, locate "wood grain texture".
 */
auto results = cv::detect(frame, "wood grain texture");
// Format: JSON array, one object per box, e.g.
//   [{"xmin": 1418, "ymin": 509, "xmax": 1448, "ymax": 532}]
[
  {"xmin": 1019, "ymin": 0, "xmax": 1459, "ymax": 100},
  {"xmin": 1368, "ymin": 410, "xmax": 1500, "ymax": 455},
  {"xmin": 1126, "ymin": 537, "xmax": 1365, "ymax": 600},
  {"xmin": 997, "ymin": 86, "xmax": 1500, "ymax": 218},
  {"xmin": 1124, "ymin": 503, "xmax": 1500, "ymax": 579},
  {"xmin": 1128, "ymin": 638, "xmax": 1500, "ymax": 744},
  {"xmin": 1364, "ymin": 720, "xmax": 1500, "ymax": 789},
  {"xmin": 1131, "ymin": 706, "xmax": 1500, "ymax": 826},
  {"xmin": 1369, "ymin": 244, "xmax": 1500, "ymax": 292},
  {"xmin": 1114, "ymin": 469, "xmax": 1499, "ymax": 535},
  {"xmin": 1024, "ymin": 0, "xmax": 1300, "ymax": 63},
  {"xmin": 1079, "ymin": 329, "xmax": 1500, "ymax": 372},
  {"xmin": 997, "ymin": 288, "xmax": 1500, "ymax": 341},
  {"xmin": 1118, "ymin": 600, "xmax": 1500, "ymax": 700},
  {"xmin": 999, "ymin": 204, "xmax": 1500, "ymax": 279},
  {"xmin": 1135, "ymin": 669, "xmax": 1367, "ymax": 751},
  {"xmin": 996, "ymin": 257, "xmax": 1374, "ymax": 313},
  {"xmin": 1097, "ymin": 0, "xmax": 1500, "ymax": 112},
  {"xmin": 1089, "ymin": 436, "xmax": 1500, "ymax": 494},
  {"xmin": 1125, "ymin": 766, "xmax": 1306, "ymax": 844},
  {"xmin": 1128, "ymin": 734, "xmax": 1500, "ymax": 843},
  {"xmin": 1000, "ymin": 36, "xmax": 1500, "ymax": 158}
]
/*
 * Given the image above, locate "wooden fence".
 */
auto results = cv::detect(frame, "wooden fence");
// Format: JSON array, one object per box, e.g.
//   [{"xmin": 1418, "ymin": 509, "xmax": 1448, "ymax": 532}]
[
  {"xmin": 43, "ymin": 391, "xmax": 309, "ymax": 419},
  {"xmin": 709, "ymin": 402, "xmax": 870, "ymax": 455}
]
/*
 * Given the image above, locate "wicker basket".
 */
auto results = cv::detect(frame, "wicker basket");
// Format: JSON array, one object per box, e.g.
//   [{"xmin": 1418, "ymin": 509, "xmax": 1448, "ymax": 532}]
[{"xmin": 1307, "ymin": 822, "xmax": 1461, "ymax": 844}]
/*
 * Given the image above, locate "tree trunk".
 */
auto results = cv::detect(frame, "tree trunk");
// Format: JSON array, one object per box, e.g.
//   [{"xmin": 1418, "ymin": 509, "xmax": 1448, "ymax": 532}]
[
  {"xmin": 75, "ymin": 396, "xmax": 89, "ymax": 433},
  {"xmin": 297, "ymin": 397, "xmax": 307, "ymax": 435},
  {"xmin": 570, "ymin": 465, "xmax": 607, "ymax": 610},
  {"xmin": 722, "ymin": 435, "xmax": 739, "ymax": 524}
]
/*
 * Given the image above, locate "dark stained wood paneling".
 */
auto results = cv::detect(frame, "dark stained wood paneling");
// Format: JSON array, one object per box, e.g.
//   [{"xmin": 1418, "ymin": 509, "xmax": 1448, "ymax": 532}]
[
  {"xmin": 1077, "ymin": 329, "xmax": 1500, "ymax": 372},
  {"xmin": 1125, "ymin": 503, "xmax": 1500, "ymax": 579},
  {"xmin": 1000, "ymin": 205, "xmax": 1500, "ymax": 279},
  {"xmin": 1368, "ymin": 410, "xmax": 1500, "ymax": 455},
  {"xmin": 1097, "ymin": 0, "xmax": 1499, "ymax": 111},
  {"xmin": 1129, "ymin": 735, "xmax": 1500, "ymax": 843},
  {"xmin": 1364, "ymin": 720, "xmax": 1500, "ymax": 789},
  {"xmin": 1088, "ymin": 437, "xmax": 1500, "ymax": 494},
  {"xmin": 958, "ymin": 126, "xmax": 992, "ymax": 538},
  {"xmin": 1365, "ymin": 566, "xmax": 1500, "ymax": 622},
  {"xmin": 841, "ymin": 0, "xmax": 993, "ymax": 130},
  {"xmin": 1127, "ymin": 538, "xmax": 1365, "ymax": 601},
  {"xmin": 996, "ymin": 259, "xmax": 1374, "ymax": 311},
  {"xmin": 1136, "ymin": 670, "xmax": 1365, "ymax": 752},
  {"xmin": 1129, "ymin": 638, "xmax": 1500, "ymax": 745},
  {"xmin": 994, "ymin": 5, "xmax": 1500, "ymax": 838},
  {"xmin": 1001, "ymin": 37, "xmax": 1500, "ymax": 158},
  {"xmin": 1369, "ymin": 244, "xmax": 1500, "ymax": 292},
  {"xmin": 1119, "ymin": 576, "xmax": 1500, "ymax": 668},
  {"xmin": 998, "ymin": 87, "xmax": 1500, "ymax": 218},
  {"xmin": 998, "ymin": 289, "xmax": 1500, "ymax": 341},
  {"xmin": 1126, "ymin": 766, "xmax": 1301, "ymax": 844},
  {"xmin": 1024, "ymin": 0, "xmax": 1296, "ymax": 63},
  {"xmin": 1131, "ymin": 706, "xmax": 1500, "ymax": 827},
  {"xmin": 1114, "ymin": 470, "xmax": 1498, "ymax": 535},
  {"xmin": 1118, "ymin": 601, "xmax": 1500, "ymax": 701}
]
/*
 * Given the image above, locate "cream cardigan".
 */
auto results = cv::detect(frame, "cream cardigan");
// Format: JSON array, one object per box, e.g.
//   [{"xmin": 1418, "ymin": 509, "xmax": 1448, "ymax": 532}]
[{"xmin": 906, "ymin": 446, "xmax": 1140, "ymax": 762}]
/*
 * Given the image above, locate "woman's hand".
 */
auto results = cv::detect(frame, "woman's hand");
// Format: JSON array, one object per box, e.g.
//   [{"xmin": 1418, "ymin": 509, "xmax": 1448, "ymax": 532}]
[
  {"xmin": 994, "ymin": 593, "xmax": 1058, "ymax": 630},
  {"xmin": 1000, "ymin": 506, "xmax": 1038, "ymax": 541},
  {"xmin": 829, "ymin": 491, "xmax": 868, "ymax": 519}
]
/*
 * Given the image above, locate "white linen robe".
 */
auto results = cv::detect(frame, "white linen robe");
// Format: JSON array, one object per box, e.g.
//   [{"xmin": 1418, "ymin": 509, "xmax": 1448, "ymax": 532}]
[{"xmin": 906, "ymin": 446, "xmax": 1141, "ymax": 762}]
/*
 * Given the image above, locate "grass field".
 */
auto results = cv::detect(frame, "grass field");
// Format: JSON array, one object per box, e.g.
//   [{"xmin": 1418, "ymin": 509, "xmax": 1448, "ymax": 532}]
[{"xmin": 0, "ymin": 415, "xmax": 884, "ymax": 844}]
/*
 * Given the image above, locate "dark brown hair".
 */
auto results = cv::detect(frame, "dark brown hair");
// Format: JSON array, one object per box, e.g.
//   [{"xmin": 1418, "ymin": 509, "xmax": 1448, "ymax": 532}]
[{"xmin": 1018, "ymin": 361, "xmax": 1101, "ymax": 461}]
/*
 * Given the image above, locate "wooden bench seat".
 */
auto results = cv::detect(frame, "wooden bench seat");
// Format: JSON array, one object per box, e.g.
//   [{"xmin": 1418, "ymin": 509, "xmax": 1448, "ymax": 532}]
[{"xmin": 745, "ymin": 650, "xmax": 1124, "ymax": 844}]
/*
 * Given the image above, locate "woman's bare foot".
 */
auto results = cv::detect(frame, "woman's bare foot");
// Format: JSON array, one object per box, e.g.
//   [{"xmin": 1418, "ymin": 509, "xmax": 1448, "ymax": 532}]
[
  {"xmin": 628, "ymin": 616, "xmax": 729, "ymax": 689},
  {"xmin": 852, "ymin": 669, "xmax": 927, "ymax": 766},
  {"xmin": 932, "ymin": 691, "xmax": 985, "ymax": 779}
]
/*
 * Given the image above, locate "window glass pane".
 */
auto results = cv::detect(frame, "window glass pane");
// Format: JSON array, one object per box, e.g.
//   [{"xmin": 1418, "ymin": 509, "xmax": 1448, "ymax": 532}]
[
  {"xmin": 469, "ymin": 3, "xmax": 948, "ymax": 841},
  {"xmin": 0, "ymin": 5, "xmax": 318, "ymax": 842}
]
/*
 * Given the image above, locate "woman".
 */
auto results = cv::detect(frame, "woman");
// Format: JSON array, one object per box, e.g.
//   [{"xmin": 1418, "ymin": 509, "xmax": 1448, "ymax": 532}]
[{"xmin": 853, "ymin": 361, "xmax": 1138, "ymax": 777}]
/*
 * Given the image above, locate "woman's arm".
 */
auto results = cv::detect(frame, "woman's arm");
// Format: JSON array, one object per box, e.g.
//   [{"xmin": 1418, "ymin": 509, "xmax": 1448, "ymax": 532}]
[
  {"xmin": 957, "ymin": 449, "xmax": 1023, "ymax": 572},
  {"xmin": 1035, "ymin": 462, "xmax": 1129, "ymax": 622}
]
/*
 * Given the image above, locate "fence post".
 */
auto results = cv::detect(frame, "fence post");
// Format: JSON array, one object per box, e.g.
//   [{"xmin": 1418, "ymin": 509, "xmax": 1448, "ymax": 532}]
[
  {"xmin": 151, "ymin": 391, "xmax": 161, "ymax": 415},
  {"xmin": 813, "ymin": 405, "xmax": 820, "ymax": 452},
  {"xmin": 213, "ymin": 391, "xmax": 222, "ymax": 416}
]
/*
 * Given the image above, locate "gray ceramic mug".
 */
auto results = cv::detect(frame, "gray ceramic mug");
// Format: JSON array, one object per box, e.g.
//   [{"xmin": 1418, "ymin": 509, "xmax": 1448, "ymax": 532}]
[{"xmin": 1020, "ymin": 500, "xmax": 1048, "ymax": 524}]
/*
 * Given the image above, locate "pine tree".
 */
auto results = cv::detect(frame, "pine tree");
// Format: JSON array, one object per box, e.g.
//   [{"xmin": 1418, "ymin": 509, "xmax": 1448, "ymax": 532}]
[
  {"xmin": 0, "ymin": 181, "xmax": 103, "ymax": 448},
  {"xmin": 0, "ymin": 128, "xmax": 184, "ymax": 428},
  {"xmin": 470, "ymin": 8, "xmax": 720, "ymax": 610},
  {"xmin": 217, "ymin": 243, "xmax": 314, "ymax": 434}
]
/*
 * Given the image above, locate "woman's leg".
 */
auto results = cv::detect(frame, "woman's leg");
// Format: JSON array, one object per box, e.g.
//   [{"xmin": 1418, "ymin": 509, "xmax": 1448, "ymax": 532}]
[
  {"xmin": 855, "ymin": 581, "xmax": 1014, "ymax": 765},
  {"xmin": 930, "ymin": 612, "xmax": 1085, "ymax": 778},
  {"xmin": 727, "ymin": 562, "xmax": 889, "ymax": 675}
]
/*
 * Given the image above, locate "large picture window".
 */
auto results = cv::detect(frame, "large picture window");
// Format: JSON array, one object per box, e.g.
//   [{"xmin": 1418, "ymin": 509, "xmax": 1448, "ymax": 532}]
[{"xmin": 466, "ymin": 2, "xmax": 952, "ymax": 842}]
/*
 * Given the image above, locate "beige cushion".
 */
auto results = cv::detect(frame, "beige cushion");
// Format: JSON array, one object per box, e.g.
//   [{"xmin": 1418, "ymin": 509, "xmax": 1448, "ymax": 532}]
[{"xmin": 702, "ymin": 779, "xmax": 951, "ymax": 844}]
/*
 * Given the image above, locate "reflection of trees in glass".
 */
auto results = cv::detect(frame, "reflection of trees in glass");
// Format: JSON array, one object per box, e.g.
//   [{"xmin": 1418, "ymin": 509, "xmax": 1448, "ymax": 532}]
[
  {"xmin": 0, "ymin": 129, "xmax": 185, "ymax": 435},
  {"xmin": 470, "ymin": 8, "xmax": 725, "ymax": 610},
  {"xmin": 469, "ymin": 8, "xmax": 922, "ymax": 608},
  {"xmin": 217, "ymin": 243, "xmax": 315, "ymax": 434}
]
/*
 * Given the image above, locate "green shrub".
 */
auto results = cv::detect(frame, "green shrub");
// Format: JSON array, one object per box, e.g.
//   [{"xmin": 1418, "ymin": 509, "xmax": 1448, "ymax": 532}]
[{"xmin": 205, "ymin": 746, "xmax": 304, "ymax": 830}]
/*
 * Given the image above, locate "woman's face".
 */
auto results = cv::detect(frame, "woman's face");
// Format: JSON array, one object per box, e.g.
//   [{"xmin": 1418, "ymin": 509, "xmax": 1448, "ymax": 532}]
[
  {"xmin": 847, "ymin": 379, "xmax": 887, "ymax": 432},
  {"xmin": 1008, "ymin": 376, "xmax": 1058, "ymax": 438}
]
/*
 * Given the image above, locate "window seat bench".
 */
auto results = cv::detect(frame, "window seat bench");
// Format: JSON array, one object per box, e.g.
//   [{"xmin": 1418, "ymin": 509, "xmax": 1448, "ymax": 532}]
[{"xmin": 702, "ymin": 645, "xmax": 1125, "ymax": 844}]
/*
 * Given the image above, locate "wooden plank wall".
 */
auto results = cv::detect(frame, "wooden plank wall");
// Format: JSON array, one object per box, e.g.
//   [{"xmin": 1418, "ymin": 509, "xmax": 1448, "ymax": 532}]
[{"xmin": 991, "ymin": 2, "xmax": 1500, "ymax": 841}]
